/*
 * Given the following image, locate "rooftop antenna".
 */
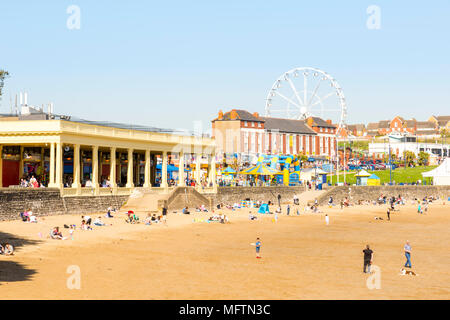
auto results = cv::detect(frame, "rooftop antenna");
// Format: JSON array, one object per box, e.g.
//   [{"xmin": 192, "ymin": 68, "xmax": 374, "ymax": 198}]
[{"xmin": 15, "ymin": 94, "xmax": 18, "ymax": 115}]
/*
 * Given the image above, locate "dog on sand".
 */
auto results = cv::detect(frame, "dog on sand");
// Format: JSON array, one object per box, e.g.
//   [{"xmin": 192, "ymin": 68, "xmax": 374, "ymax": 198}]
[{"xmin": 399, "ymin": 268, "xmax": 418, "ymax": 276}]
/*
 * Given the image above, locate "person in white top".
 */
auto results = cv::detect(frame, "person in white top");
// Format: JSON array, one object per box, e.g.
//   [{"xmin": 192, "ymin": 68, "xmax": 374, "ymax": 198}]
[
  {"xmin": 325, "ymin": 214, "xmax": 329, "ymax": 225},
  {"xmin": 94, "ymin": 217, "xmax": 106, "ymax": 226},
  {"xmin": 29, "ymin": 214, "xmax": 37, "ymax": 223}
]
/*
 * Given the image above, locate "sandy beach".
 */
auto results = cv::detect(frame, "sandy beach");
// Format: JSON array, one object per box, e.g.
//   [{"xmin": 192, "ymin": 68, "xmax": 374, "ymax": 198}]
[{"xmin": 1, "ymin": 201, "xmax": 449, "ymax": 300}]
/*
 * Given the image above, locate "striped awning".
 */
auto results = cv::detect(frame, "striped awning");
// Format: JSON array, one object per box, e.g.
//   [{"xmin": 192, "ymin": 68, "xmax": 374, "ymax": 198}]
[{"xmin": 239, "ymin": 163, "xmax": 281, "ymax": 175}]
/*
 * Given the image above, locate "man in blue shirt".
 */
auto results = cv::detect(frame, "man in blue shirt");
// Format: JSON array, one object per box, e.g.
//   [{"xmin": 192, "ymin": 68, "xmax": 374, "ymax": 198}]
[{"xmin": 404, "ymin": 240, "xmax": 412, "ymax": 268}]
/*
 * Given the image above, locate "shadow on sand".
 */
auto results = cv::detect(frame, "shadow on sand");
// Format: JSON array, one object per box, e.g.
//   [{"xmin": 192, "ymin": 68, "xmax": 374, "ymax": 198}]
[
  {"xmin": 0, "ymin": 260, "xmax": 36, "ymax": 284},
  {"xmin": 0, "ymin": 231, "xmax": 41, "ymax": 285}
]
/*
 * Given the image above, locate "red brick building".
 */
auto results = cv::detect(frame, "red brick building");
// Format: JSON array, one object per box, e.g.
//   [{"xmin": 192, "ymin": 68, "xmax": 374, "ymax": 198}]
[{"xmin": 211, "ymin": 109, "xmax": 337, "ymax": 160}]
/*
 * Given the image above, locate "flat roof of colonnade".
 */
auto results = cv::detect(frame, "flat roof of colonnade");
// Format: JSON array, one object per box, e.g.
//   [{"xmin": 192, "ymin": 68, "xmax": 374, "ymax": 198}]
[{"xmin": 0, "ymin": 118, "xmax": 216, "ymax": 154}]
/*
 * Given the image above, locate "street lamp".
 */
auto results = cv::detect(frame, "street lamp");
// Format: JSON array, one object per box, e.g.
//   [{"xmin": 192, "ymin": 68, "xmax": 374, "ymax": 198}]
[{"xmin": 388, "ymin": 137, "xmax": 392, "ymax": 185}]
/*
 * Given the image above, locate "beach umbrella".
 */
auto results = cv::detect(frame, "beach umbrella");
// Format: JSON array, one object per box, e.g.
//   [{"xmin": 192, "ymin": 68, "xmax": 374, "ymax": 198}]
[{"xmin": 239, "ymin": 163, "xmax": 281, "ymax": 176}]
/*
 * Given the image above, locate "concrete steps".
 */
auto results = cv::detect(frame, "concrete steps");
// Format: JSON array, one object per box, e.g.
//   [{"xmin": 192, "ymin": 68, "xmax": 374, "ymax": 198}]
[{"xmin": 120, "ymin": 187, "xmax": 212, "ymax": 214}]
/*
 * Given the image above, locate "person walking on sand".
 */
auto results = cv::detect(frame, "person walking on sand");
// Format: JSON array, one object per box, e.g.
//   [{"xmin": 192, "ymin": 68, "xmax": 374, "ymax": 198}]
[
  {"xmin": 254, "ymin": 237, "xmax": 262, "ymax": 259},
  {"xmin": 404, "ymin": 241, "xmax": 412, "ymax": 268},
  {"xmin": 387, "ymin": 208, "xmax": 391, "ymax": 221},
  {"xmin": 162, "ymin": 205, "xmax": 168, "ymax": 225},
  {"xmin": 363, "ymin": 245, "xmax": 373, "ymax": 273},
  {"xmin": 286, "ymin": 204, "xmax": 290, "ymax": 216},
  {"xmin": 325, "ymin": 214, "xmax": 329, "ymax": 225},
  {"xmin": 277, "ymin": 194, "xmax": 281, "ymax": 207}
]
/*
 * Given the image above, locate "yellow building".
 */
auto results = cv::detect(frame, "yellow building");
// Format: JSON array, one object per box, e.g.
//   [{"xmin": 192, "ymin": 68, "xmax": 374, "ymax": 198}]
[{"xmin": 0, "ymin": 116, "xmax": 216, "ymax": 196}]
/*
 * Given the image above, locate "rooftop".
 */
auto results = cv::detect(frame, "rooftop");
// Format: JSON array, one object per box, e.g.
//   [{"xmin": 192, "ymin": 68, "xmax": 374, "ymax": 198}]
[
  {"xmin": 0, "ymin": 112, "xmax": 204, "ymax": 137},
  {"xmin": 260, "ymin": 117, "xmax": 317, "ymax": 135}
]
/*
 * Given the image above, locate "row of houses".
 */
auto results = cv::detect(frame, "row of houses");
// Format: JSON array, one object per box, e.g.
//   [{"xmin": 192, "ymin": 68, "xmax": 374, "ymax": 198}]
[
  {"xmin": 211, "ymin": 109, "xmax": 337, "ymax": 161},
  {"xmin": 342, "ymin": 115, "xmax": 450, "ymax": 139}
]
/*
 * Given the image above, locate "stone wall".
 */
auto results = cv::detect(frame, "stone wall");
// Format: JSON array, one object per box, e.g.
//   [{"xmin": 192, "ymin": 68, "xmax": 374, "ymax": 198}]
[
  {"xmin": 0, "ymin": 188, "xmax": 128, "ymax": 221},
  {"xmin": 316, "ymin": 185, "xmax": 450, "ymax": 205},
  {"xmin": 206, "ymin": 186, "xmax": 307, "ymax": 206}
]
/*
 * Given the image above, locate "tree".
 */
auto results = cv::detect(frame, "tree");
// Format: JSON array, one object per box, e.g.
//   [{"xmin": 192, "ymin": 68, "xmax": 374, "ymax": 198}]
[
  {"xmin": 403, "ymin": 150, "xmax": 416, "ymax": 166},
  {"xmin": 417, "ymin": 151, "xmax": 429, "ymax": 166},
  {"xmin": 297, "ymin": 152, "xmax": 308, "ymax": 166},
  {"xmin": 0, "ymin": 69, "xmax": 10, "ymax": 101}
]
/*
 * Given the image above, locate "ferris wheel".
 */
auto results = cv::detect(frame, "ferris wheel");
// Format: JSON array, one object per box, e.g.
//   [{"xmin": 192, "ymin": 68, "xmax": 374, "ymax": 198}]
[{"xmin": 265, "ymin": 67, "xmax": 347, "ymax": 133}]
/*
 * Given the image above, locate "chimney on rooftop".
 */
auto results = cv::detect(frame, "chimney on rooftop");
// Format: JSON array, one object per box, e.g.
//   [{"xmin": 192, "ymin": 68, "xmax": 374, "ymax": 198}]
[
  {"xmin": 253, "ymin": 112, "xmax": 259, "ymax": 118},
  {"xmin": 218, "ymin": 110, "xmax": 223, "ymax": 120},
  {"xmin": 326, "ymin": 119, "xmax": 332, "ymax": 125}
]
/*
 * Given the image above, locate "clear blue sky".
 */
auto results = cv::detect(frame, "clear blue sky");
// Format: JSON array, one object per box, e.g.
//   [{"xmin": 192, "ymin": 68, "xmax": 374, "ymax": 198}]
[{"xmin": 1, "ymin": 0, "xmax": 449, "ymax": 132}]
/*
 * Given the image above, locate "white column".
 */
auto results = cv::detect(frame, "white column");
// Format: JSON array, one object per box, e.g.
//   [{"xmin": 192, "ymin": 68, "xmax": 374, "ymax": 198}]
[
  {"xmin": 72, "ymin": 144, "xmax": 81, "ymax": 192},
  {"xmin": 110, "ymin": 147, "xmax": 117, "ymax": 190},
  {"xmin": 48, "ymin": 142, "xmax": 56, "ymax": 187},
  {"xmin": 92, "ymin": 145, "xmax": 99, "ymax": 194},
  {"xmin": 144, "ymin": 149, "xmax": 151, "ymax": 188},
  {"xmin": 161, "ymin": 151, "xmax": 168, "ymax": 188},
  {"xmin": 178, "ymin": 152, "xmax": 186, "ymax": 186},
  {"xmin": 126, "ymin": 148, "xmax": 134, "ymax": 188},
  {"xmin": 55, "ymin": 143, "xmax": 63, "ymax": 189}
]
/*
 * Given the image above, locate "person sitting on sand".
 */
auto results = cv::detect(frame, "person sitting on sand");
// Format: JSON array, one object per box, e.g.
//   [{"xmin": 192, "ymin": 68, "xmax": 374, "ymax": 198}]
[
  {"xmin": 80, "ymin": 220, "xmax": 92, "ymax": 230},
  {"xmin": 94, "ymin": 216, "xmax": 107, "ymax": 226},
  {"xmin": 106, "ymin": 207, "xmax": 114, "ymax": 218},
  {"xmin": 81, "ymin": 215, "xmax": 92, "ymax": 226},
  {"xmin": 29, "ymin": 213, "xmax": 37, "ymax": 223},
  {"xmin": 19, "ymin": 210, "xmax": 30, "ymax": 222},
  {"xmin": 126, "ymin": 211, "xmax": 134, "ymax": 223},
  {"xmin": 51, "ymin": 227, "xmax": 66, "ymax": 240},
  {"xmin": 182, "ymin": 207, "xmax": 190, "ymax": 215},
  {"xmin": 3, "ymin": 243, "xmax": 14, "ymax": 255},
  {"xmin": 249, "ymin": 213, "xmax": 257, "ymax": 220},
  {"xmin": 125, "ymin": 211, "xmax": 139, "ymax": 223},
  {"xmin": 150, "ymin": 214, "xmax": 158, "ymax": 223},
  {"xmin": 145, "ymin": 214, "xmax": 152, "ymax": 225},
  {"xmin": 328, "ymin": 196, "xmax": 333, "ymax": 206}
]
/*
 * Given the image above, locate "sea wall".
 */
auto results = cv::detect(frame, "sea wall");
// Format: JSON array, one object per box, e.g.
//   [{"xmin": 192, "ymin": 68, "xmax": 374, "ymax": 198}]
[
  {"xmin": 205, "ymin": 186, "xmax": 308, "ymax": 206},
  {"xmin": 316, "ymin": 185, "xmax": 450, "ymax": 205},
  {"xmin": 0, "ymin": 188, "xmax": 128, "ymax": 221}
]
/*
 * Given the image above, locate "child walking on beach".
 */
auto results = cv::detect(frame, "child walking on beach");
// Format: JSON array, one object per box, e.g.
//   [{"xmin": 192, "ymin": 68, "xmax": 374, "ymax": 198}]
[{"xmin": 255, "ymin": 238, "xmax": 262, "ymax": 259}]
